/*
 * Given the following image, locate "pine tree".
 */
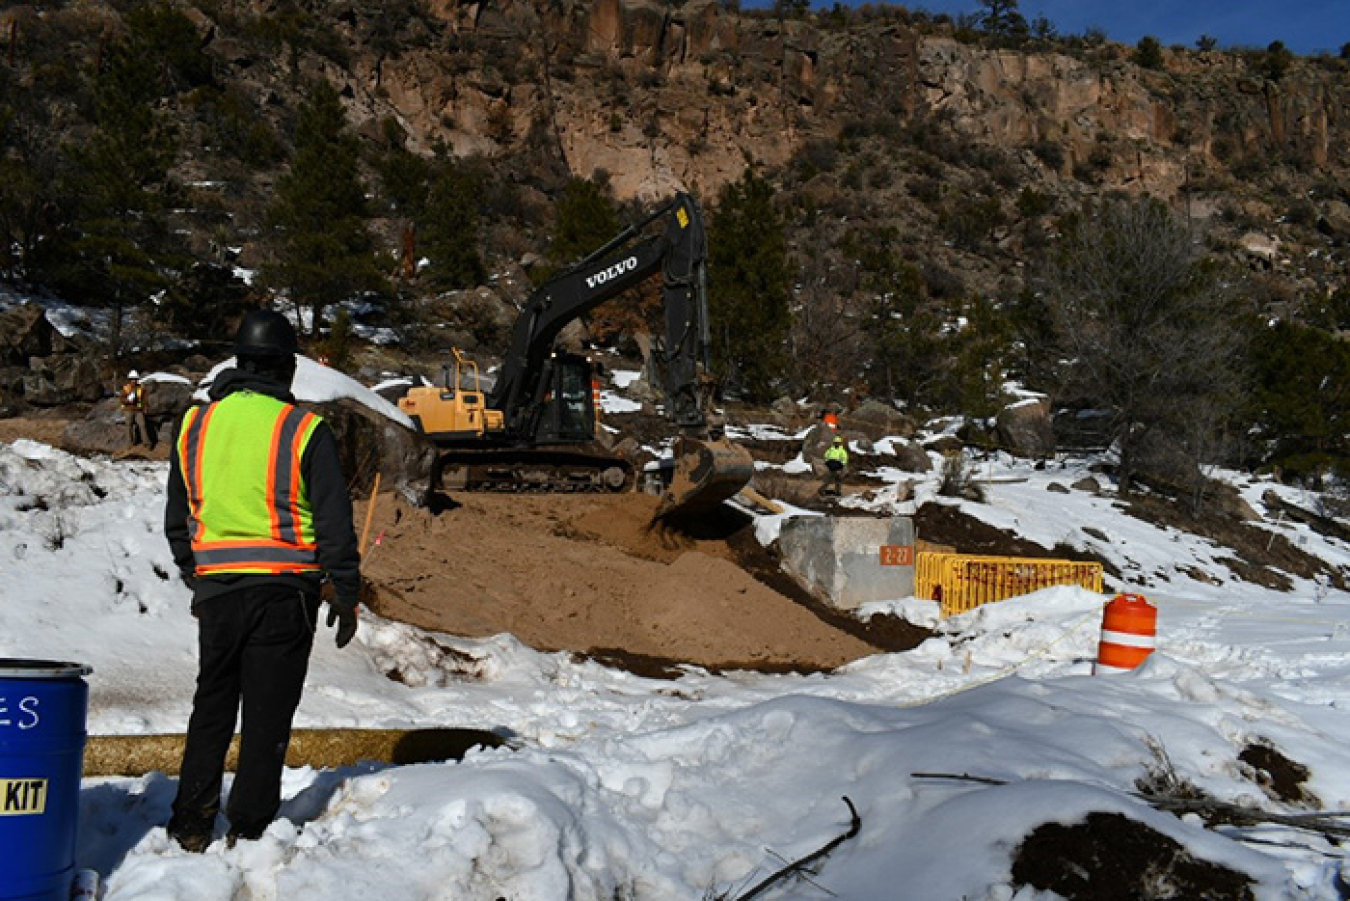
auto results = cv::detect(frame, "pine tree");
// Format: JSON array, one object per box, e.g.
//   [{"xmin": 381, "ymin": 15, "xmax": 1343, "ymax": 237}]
[
  {"xmin": 708, "ymin": 169, "xmax": 791, "ymax": 399},
  {"xmin": 550, "ymin": 177, "xmax": 619, "ymax": 266},
  {"xmin": 421, "ymin": 161, "xmax": 486, "ymax": 290},
  {"xmin": 264, "ymin": 80, "xmax": 388, "ymax": 337},
  {"xmin": 1032, "ymin": 197, "xmax": 1244, "ymax": 493},
  {"xmin": 45, "ymin": 25, "xmax": 183, "ymax": 355}
]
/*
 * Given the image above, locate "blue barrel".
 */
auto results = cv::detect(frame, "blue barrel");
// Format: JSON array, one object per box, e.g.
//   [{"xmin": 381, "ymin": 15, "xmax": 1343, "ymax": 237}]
[{"xmin": 0, "ymin": 660, "xmax": 92, "ymax": 901}]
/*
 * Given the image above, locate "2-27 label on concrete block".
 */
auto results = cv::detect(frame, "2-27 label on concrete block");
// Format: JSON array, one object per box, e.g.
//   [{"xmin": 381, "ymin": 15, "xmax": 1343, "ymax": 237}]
[
  {"xmin": 879, "ymin": 545, "xmax": 914, "ymax": 566},
  {"xmin": 0, "ymin": 778, "xmax": 48, "ymax": 815}
]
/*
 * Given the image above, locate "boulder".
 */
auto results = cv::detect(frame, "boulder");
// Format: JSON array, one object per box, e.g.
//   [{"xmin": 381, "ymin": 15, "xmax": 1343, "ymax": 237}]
[
  {"xmin": 995, "ymin": 397, "xmax": 1055, "ymax": 459},
  {"xmin": 62, "ymin": 400, "xmax": 133, "ymax": 456},
  {"xmin": 890, "ymin": 440, "xmax": 933, "ymax": 473},
  {"xmin": 24, "ymin": 354, "xmax": 104, "ymax": 406},
  {"xmin": 846, "ymin": 399, "xmax": 917, "ymax": 440},
  {"xmin": 1072, "ymin": 476, "xmax": 1103, "ymax": 494},
  {"xmin": 316, "ymin": 398, "xmax": 438, "ymax": 505},
  {"xmin": 143, "ymin": 378, "xmax": 198, "ymax": 422},
  {"xmin": 0, "ymin": 304, "xmax": 76, "ymax": 365}
]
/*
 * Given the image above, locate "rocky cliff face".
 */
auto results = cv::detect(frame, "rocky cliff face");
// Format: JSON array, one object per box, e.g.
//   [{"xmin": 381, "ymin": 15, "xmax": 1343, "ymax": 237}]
[
  {"xmin": 5, "ymin": 0, "xmax": 1348, "ymax": 310},
  {"xmin": 292, "ymin": 0, "xmax": 1345, "ymax": 208}
]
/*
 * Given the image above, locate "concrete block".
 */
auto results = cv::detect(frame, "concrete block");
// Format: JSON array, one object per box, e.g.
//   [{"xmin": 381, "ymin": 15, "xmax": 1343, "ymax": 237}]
[{"xmin": 775, "ymin": 516, "xmax": 915, "ymax": 611}]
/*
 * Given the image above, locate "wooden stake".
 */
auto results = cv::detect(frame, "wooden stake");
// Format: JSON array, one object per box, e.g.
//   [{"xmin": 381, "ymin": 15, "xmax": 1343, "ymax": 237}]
[{"xmin": 360, "ymin": 472, "xmax": 381, "ymax": 556}]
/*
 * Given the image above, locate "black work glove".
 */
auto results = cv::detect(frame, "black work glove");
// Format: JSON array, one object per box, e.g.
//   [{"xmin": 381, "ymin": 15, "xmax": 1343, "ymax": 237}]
[{"xmin": 326, "ymin": 599, "xmax": 359, "ymax": 649}]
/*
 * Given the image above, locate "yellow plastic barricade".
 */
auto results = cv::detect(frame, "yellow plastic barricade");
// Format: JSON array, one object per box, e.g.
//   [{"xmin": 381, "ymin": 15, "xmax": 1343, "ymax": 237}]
[{"xmin": 916, "ymin": 553, "xmax": 1103, "ymax": 617}]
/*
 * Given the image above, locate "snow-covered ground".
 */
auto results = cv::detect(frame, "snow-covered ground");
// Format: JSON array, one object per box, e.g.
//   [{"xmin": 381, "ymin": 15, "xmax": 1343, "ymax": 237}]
[{"xmin": 3, "ymin": 366, "xmax": 1350, "ymax": 898}]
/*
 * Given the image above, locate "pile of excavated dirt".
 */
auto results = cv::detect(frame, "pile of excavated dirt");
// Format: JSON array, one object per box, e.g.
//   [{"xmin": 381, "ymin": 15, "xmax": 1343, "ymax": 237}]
[{"xmin": 356, "ymin": 490, "xmax": 907, "ymax": 674}]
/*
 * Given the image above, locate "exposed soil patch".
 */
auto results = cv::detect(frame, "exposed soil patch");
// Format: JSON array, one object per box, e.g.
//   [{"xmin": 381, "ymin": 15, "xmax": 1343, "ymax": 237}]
[
  {"xmin": 913, "ymin": 501, "xmax": 1121, "ymax": 579},
  {"xmin": 0, "ymin": 416, "xmax": 72, "ymax": 448},
  {"xmin": 1239, "ymin": 741, "xmax": 1318, "ymax": 807},
  {"xmin": 1011, "ymin": 811, "xmax": 1255, "ymax": 900},
  {"xmin": 1122, "ymin": 493, "xmax": 1345, "ymax": 590}
]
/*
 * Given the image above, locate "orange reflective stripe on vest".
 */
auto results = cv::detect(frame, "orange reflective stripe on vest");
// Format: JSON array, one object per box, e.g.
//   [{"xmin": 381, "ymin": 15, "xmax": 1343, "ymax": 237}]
[{"xmin": 176, "ymin": 392, "xmax": 322, "ymax": 576}]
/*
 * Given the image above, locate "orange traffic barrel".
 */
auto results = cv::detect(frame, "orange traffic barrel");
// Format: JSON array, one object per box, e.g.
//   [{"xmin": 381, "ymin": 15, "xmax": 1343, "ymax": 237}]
[
  {"xmin": 823, "ymin": 411, "xmax": 838, "ymax": 430},
  {"xmin": 1094, "ymin": 593, "xmax": 1157, "ymax": 674}
]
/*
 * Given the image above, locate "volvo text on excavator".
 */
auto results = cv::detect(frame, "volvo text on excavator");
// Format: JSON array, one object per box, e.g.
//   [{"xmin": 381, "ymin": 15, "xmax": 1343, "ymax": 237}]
[{"xmin": 397, "ymin": 192, "xmax": 753, "ymax": 524}]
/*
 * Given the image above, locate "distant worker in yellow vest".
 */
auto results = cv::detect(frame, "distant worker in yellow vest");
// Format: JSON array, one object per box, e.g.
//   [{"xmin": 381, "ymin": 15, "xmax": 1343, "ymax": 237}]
[
  {"xmin": 822, "ymin": 434, "xmax": 848, "ymax": 497},
  {"xmin": 121, "ymin": 370, "xmax": 151, "ymax": 448},
  {"xmin": 163, "ymin": 309, "xmax": 361, "ymax": 852}
]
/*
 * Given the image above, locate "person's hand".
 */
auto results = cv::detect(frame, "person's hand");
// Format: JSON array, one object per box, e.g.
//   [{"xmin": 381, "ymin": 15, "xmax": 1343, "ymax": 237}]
[{"xmin": 326, "ymin": 599, "xmax": 359, "ymax": 649}]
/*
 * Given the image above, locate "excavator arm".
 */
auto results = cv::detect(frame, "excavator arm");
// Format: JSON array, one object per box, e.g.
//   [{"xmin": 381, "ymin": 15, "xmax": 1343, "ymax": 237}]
[
  {"xmin": 492, "ymin": 192, "xmax": 709, "ymax": 440},
  {"xmin": 491, "ymin": 192, "xmax": 751, "ymax": 523}
]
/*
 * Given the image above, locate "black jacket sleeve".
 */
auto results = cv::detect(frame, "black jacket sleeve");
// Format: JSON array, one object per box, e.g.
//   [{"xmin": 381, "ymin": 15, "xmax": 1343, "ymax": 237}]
[
  {"xmin": 164, "ymin": 431, "xmax": 196, "ymax": 581},
  {"xmin": 303, "ymin": 421, "xmax": 362, "ymax": 607}
]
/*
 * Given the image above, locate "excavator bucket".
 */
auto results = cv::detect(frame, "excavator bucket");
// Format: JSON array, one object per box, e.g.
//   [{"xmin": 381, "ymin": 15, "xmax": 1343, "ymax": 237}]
[{"xmin": 653, "ymin": 437, "xmax": 755, "ymax": 525}]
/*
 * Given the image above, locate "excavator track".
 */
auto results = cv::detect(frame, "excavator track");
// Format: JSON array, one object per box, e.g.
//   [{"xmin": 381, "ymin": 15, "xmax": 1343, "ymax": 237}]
[{"xmin": 434, "ymin": 445, "xmax": 631, "ymax": 494}]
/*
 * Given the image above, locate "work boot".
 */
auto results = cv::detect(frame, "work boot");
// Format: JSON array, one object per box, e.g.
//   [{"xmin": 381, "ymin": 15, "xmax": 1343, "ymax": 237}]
[
  {"xmin": 168, "ymin": 825, "xmax": 212, "ymax": 853},
  {"xmin": 167, "ymin": 813, "xmax": 214, "ymax": 853}
]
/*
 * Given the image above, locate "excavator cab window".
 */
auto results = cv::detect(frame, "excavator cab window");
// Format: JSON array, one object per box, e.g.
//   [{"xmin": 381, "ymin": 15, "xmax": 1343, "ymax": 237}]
[{"xmin": 534, "ymin": 354, "xmax": 595, "ymax": 444}]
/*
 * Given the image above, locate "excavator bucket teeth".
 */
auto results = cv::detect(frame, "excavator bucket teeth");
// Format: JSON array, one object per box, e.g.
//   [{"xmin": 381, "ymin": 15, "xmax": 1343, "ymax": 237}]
[{"xmin": 653, "ymin": 438, "xmax": 754, "ymax": 524}]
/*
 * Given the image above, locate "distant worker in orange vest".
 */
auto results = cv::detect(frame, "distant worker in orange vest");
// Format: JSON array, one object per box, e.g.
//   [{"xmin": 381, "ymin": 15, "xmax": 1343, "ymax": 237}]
[
  {"xmin": 120, "ymin": 370, "xmax": 152, "ymax": 449},
  {"xmin": 163, "ymin": 310, "xmax": 361, "ymax": 852}
]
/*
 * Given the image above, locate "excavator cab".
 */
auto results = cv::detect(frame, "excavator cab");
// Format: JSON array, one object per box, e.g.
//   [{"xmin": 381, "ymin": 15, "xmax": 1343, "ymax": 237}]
[{"xmin": 529, "ymin": 352, "xmax": 597, "ymax": 445}]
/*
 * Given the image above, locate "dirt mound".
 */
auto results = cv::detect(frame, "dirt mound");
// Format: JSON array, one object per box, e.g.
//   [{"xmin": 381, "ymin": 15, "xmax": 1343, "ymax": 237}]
[
  {"xmin": 359, "ymin": 490, "xmax": 892, "ymax": 673},
  {"xmin": 1011, "ymin": 812, "xmax": 1254, "ymax": 899}
]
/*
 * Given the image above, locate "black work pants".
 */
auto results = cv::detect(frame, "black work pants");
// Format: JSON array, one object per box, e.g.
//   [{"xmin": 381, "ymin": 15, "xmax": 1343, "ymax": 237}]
[{"xmin": 170, "ymin": 582, "xmax": 319, "ymax": 838}]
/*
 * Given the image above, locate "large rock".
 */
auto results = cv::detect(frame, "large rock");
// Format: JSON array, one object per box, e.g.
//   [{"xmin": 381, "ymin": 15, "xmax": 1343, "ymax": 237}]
[
  {"xmin": 996, "ymin": 397, "xmax": 1056, "ymax": 459},
  {"xmin": 0, "ymin": 304, "xmax": 76, "ymax": 365},
  {"xmin": 317, "ymin": 399, "xmax": 437, "ymax": 505},
  {"xmin": 24, "ymin": 354, "xmax": 104, "ymax": 406},
  {"xmin": 846, "ymin": 400, "xmax": 917, "ymax": 441},
  {"xmin": 775, "ymin": 515, "xmax": 917, "ymax": 611},
  {"xmin": 62, "ymin": 400, "xmax": 135, "ymax": 455}
]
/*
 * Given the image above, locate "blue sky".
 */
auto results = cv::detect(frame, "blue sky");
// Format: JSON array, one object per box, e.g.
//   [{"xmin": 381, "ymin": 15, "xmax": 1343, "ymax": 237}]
[{"xmin": 757, "ymin": 1, "xmax": 1347, "ymax": 56}]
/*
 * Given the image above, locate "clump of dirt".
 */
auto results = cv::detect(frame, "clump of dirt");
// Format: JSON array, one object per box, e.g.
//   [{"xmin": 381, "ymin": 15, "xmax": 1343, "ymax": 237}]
[
  {"xmin": 359, "ymin": 490, "xmax": 895, "ymax": 674},
  {"xmin": 1239, "ymin": 741, "xmax": 1318, "ymax": 807},
  {"xmin": 1011, "ymin": 812, "xmax": 1255, "ymax": 900}
]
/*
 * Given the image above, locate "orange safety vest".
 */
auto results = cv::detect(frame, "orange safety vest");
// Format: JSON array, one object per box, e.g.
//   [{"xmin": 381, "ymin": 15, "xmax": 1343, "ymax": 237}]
[{"xmin": 176, "ymin": 391, "xmax": 323, "ymax": 576}]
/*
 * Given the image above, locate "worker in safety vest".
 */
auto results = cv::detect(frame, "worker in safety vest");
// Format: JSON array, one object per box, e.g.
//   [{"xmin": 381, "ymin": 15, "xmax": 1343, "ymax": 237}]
[
  {"xmin": 121, "ymin": 370, "xmax": 151, "ymax": 448},
  {"xmin": 163, "ymin": 309, "xmax": 361, "ymax": 852},
  {"xmin": 822, "ymin": 434, "xmax": 848, "ymax": 497}
]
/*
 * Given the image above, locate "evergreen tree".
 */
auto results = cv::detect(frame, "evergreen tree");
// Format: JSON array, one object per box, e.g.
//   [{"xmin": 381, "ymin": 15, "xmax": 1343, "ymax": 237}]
[
  {"xmin": 550, "ymin": 177, "xmax": 619, "ymax": 267},
  {"xmin": 44, "ymin": 25, "xmax": 183, "ymax": 355},
  {"xmin": 708, "ymin": 169, "xmax": 791, "ymax": 399},
  {"xmin": 978, "ymin": 0, "xmax": 1028, "ymax": 38},
  {"xmin": 1248, "ymin": 321, "xmax": 1350, "ymax": 482},
  {"xmin": 1134, "ymin": 36, "xmax": 1165, "ymax": 70},
  {"xmin": 1032, "ymin": 197, "xmax": 1244, "ymax": 493},
  {"xmin": 264, "ymin": 80, "xmax": 388, "ymax": 337},
  {"xmin": 421, "ymin": 160, "xmax": 486, "ymax": 290}
]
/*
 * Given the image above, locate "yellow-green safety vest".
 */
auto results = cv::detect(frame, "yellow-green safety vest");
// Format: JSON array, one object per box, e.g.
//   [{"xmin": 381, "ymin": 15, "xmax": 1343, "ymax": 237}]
[
  {"xmin": 176, "ymin": 391, "xmax": 323, "ymax": 576},
  {"xmin": 825, "ymin": 443, "xmax": 849, "ymax": 465}
]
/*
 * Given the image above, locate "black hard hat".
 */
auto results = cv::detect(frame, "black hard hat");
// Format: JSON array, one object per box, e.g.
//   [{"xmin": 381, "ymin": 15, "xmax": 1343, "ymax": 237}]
[{"xmin": 234, "ymin": 310, "xmax": 298, "ymax": 357}]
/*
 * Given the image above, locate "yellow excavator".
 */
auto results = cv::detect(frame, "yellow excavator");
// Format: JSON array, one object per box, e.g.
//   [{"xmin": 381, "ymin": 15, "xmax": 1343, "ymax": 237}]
[{"xmin": 398, "ymin": 192, "xmax": 753, "ymax": 525}]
